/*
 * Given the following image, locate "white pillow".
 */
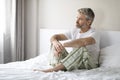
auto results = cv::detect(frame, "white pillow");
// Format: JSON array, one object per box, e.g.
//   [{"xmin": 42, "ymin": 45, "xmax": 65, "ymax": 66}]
[{"xmin": 100, "ymin": 44, "xmax": 120, "ymax": 68}]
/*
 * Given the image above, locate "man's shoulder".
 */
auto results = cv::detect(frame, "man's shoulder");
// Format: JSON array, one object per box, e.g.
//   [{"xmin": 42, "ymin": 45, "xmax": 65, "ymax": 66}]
[{"xmin": 70, "ymin": 28, "xmax": 79, "ymax": 33}]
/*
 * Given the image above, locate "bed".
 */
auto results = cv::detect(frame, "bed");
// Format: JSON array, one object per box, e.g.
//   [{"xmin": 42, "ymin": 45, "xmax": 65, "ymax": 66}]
[{"xmin": 0, "ymin": 29, "xmax": 120, "ymax": 80}]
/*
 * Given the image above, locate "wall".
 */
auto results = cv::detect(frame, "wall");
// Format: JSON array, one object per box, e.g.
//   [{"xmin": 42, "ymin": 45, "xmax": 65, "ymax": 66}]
[
  {"xmin": 38, "ymin": 0, "xmax": 120, "ymax": 31},
  {"xmin": 24, "ymin": 0, "xmax": 120, "ymax": 59}
]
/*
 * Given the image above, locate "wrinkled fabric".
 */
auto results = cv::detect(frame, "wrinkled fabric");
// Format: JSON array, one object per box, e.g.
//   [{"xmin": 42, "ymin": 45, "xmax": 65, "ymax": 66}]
[{"xmin": 49, "ymin": 45, "xmax": 98, "ymax": 71}]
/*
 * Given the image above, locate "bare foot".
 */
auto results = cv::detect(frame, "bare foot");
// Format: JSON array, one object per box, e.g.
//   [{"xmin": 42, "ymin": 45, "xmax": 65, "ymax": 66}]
[
  {"xmin": 33, "ymin": 69, "xmax": 54, "ymax": 73},
  {"xmin": 33, "ymin": 69, "xmax": 41, "ymax": 71},
  {"xmin": 33, "ymin": 63, "xmax": 65, "ymax": 73},
  {"xmin": 41, "ymin": 69, "xmax": 54, "ymax": 72}
]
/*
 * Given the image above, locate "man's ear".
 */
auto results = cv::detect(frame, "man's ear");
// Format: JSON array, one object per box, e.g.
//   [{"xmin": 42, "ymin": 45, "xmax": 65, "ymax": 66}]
[{"xmin": 87, "ymin": 20, "xmax": 92, "ymax": 26}]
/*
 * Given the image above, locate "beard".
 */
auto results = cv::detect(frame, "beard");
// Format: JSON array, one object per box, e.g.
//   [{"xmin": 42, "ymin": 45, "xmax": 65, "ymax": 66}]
[{"xmin": 76, "ymin": 23, "xmax": 84, "ymax": 28}]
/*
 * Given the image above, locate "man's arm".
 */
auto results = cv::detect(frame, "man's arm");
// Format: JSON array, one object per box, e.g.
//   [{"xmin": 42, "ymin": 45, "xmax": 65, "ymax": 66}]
[
  {"xmin": 50, "ymin": 34, "xmax": 68, "ymax": 43},
  {"xmin": 63, "ymin": 37, "xmax": 95, "ymax": 48},
  {"xmin": 50, "ymin": 34, "xmax": 68, "ymax": 53}
]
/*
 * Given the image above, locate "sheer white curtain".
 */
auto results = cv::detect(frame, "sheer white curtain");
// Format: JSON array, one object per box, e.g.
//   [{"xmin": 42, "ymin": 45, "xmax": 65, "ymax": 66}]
[
  {"xmin": 0, "ymin": 0, "xmax": 6, "ymax": 63},
  {"xmin": 0, "ymin": 0, "xmax": 25, "ymax": 63}
]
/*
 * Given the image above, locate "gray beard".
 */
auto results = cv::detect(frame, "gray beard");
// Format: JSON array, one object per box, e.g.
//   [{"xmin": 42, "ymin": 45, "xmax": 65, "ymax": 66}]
[{"xmin": 76, "ymin": 25, "xmax": 85, "ymax": 28}]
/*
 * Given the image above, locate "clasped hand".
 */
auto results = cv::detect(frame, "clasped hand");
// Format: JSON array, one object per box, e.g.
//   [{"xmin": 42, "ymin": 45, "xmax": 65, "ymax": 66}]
[{"xmin": 52, "ymin": 41, "xmax": 64, "ymax": 57}]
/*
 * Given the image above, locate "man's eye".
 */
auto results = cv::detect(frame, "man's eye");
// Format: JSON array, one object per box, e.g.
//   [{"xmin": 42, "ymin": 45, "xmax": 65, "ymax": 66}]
[{"xmin": 78, "ymin": 18, "xmax": 82, "ymax": 20}]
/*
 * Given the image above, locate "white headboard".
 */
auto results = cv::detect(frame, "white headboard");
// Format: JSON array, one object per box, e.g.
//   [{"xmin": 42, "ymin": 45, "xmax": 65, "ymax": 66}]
[
  {"xmin": 39, "ymin": 29, "xmax": 69, "ymax": 54},
  {"xmin": 39, "ymin": 29, "xmax": 120, "ymax": 54}
]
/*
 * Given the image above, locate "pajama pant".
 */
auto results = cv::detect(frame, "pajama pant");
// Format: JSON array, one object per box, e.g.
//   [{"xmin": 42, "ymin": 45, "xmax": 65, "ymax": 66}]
[{"xmin": 49, "ymin": 45, "xmax": 98, "ymax": 71}]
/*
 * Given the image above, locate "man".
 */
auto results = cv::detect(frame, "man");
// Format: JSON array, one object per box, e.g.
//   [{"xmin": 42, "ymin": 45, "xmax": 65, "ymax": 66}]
[{"xmin": 34, "ymin": 8, "xmax": 100, "ymax": 72}]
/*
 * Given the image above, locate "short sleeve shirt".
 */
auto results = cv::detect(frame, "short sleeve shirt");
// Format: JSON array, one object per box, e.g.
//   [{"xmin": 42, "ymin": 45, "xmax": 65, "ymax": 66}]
[{"xmin": 64, "ymin": 28, "xmax": 100, "ymax": 64}]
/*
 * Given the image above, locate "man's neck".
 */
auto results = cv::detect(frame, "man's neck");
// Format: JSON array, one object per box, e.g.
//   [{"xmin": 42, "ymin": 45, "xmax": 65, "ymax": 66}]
[{"xmin": 80, "ymin": 26, "xmax": 91, "ymax": 33}]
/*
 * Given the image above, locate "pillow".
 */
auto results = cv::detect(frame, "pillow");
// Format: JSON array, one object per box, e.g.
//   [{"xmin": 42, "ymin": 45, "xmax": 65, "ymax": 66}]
[{"xmin": 99, "ymin": 44, "xmax": 120, "ymax": 68}]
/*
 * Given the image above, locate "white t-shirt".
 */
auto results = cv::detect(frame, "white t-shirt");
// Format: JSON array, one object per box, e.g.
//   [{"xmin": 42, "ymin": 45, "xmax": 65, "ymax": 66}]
[{"xmin": 64, "ymin": 28, "xmax": 100, "ymax": 64}]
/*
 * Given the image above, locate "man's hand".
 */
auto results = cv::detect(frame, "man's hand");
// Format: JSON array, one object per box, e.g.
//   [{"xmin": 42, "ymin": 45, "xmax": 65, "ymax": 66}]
[{"xmin": 52, "ymin": 40, "xmax": 64, "ymax": 57}]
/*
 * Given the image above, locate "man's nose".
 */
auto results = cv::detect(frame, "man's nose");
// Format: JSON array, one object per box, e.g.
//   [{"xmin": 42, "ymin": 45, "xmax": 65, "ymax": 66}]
[{"xmin": 76, "ymin": 20, "xmax": 79, "ymax": 24}]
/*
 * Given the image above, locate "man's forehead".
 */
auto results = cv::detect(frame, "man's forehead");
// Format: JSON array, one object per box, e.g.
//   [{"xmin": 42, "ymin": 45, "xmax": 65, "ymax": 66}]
[{"xmin": 77, "ymin": 13, "xmax": 86, "ymax": 18}]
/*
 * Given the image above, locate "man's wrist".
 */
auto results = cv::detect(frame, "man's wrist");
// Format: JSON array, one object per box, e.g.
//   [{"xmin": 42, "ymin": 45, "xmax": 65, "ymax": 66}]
[
  {"xmin": 62, "ymin": 43, "xmax": 66, "ymax": 47},
  {"xmin": 51, "ymin": 40, "xmax": 58, "ymax": 44}
]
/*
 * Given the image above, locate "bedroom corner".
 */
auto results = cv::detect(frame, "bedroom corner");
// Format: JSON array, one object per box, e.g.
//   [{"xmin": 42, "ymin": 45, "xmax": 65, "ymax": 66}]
[
  {"xmin": 0, "ymin": 0, "xmax": 38, "ymax": 63},
  {"xmin": 0, "ymin": 0, "xmax": 120, "ymax": 63},
  {"xmin": 0, "ymin": 0, "xmax": 120, "ymax": 80}
]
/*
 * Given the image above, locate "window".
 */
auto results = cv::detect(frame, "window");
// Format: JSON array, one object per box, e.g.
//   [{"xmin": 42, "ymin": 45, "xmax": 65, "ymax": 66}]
[{"xmin": 0, "ymin": 0, "xmax": 6, "ymax": 35}]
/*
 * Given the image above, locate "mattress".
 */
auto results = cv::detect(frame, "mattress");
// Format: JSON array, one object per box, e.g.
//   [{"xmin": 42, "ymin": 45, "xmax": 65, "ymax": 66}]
[{"xmin": 0, "ymin": 54, "xmax": 120, "ymax": 80}]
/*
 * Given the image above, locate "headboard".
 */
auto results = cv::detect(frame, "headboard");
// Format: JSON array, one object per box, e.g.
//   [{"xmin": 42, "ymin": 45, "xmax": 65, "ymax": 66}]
[
  {"xmin": 39, "ymin": 29, "xmax": 120, "ymax": 54},
  {"xmin": 39, "ymin": 29, "xmax": 69, "ymax": 54}
]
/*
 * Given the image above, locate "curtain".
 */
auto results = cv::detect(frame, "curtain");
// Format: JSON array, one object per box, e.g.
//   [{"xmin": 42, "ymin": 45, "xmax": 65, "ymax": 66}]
[
  {"xmin": 0, "ymin": 0, "xmax": 6, "ymax": 63},
  {"xmin": 0, "ymin": 0, "xmax": 38, "ymax": 63},
  {"xmin": 3, "ymin": 0, "xmax": 13, "ymax": 63},
  {"xmin": 3, "ymin": 0, "xmax": 25, "ymax": 63},
  {"xmin": 15, "ymin": 0, "xmax": 25, "ymax": 61}
]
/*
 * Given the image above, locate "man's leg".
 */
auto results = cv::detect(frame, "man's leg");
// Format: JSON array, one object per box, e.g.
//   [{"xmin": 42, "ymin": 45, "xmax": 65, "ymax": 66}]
[
  {"xmin": 39, "ymin": 45, "xmax": 68, "ymax": 72},
  {"xmin": 35, "ymin": 47, "xmax": 98, "ymax": 72},
  {"xmin": 49, "ymin": 44, "xmax": 68, "ymax": 67},
  {"xmin": 61, "ymin": 47, "xmax": 98, "ymax": 71},
  {"xmin": 34, "ymin": 45, "xmax": 68, "ymax": 72},
  {"xmin": 40, "ymin": 63, "xmax": 65, "ymax": 72}
]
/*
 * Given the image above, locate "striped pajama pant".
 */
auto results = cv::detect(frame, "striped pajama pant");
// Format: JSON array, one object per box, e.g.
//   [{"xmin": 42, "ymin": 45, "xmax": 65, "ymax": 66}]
[{"xmin": 49, "ymin": 45, "xmax": 98, "ymax": 71}]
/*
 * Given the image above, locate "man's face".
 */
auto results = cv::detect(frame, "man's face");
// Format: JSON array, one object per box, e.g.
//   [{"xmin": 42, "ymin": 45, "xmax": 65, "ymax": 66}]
[{"xmin": 76, "ymin": 13, "xmax": 89, "ymax": 28}]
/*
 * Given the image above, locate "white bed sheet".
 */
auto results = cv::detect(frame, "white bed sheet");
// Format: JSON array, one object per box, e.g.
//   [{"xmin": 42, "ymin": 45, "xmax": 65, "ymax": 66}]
[{"xmin": 0, "ymin": 54, "xmax": 120, "ymax": 80}]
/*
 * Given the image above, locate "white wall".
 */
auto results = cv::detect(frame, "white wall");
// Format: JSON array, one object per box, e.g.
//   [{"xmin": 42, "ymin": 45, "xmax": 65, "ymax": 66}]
[
  {"xmin": 38, "ymin": 0, "xmax": 120, "ymax": 31},
  {"xmin": 23, "ymin": 0, "xmax": 120, "ymax": 59}
]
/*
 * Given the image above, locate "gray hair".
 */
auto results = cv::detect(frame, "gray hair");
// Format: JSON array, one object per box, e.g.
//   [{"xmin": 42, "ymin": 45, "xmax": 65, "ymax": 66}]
[{"xmin": 78, "ymin": 8, "xmax": 95, "ymax": 24}]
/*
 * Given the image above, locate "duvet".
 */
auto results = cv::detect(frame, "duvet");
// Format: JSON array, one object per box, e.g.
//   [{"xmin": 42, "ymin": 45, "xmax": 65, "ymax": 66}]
[{"xmin": 0, "ymin": 54, "xmax": 120, "ymax": 80}]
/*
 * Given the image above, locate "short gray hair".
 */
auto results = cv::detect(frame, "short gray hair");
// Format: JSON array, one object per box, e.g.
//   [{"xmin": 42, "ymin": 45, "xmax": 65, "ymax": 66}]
[{"xmin": 78, "ymin": 8, "xmax": 95, "ymax": 23}]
